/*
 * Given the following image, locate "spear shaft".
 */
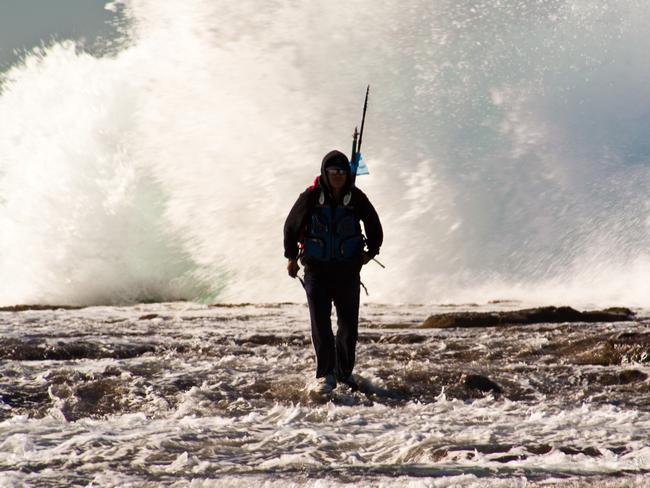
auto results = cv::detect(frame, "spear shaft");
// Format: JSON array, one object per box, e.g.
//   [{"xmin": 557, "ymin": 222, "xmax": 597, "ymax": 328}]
[
  {"xmin": 357, "ymin": 85, "xmax": 370, "ymax": 153},
  {"xmin": 351, "ymin": 85, "xmax": 370, "ymax": 170}
]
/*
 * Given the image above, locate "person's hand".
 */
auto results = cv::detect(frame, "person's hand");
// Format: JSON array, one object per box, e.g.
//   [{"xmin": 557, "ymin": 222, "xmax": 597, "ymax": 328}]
[
  {"xmin": 287, "ymin": 259, "xmax": 300, "ymax": 278},
  {"xmin": 362, "ymin": 252, "xmax": 372, "ymax": 265}
]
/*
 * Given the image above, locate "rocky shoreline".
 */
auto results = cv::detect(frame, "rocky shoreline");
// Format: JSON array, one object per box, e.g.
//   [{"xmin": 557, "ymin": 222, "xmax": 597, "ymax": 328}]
[{"xmin": 418, "ymin": 306, "xmax": 636, "ymax": 329}]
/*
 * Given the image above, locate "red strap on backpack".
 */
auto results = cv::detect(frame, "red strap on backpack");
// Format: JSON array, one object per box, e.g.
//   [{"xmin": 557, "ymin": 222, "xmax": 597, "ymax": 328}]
[{"xmin": 297, "ymin": 176, "xmax": 321, "ymax": 252}]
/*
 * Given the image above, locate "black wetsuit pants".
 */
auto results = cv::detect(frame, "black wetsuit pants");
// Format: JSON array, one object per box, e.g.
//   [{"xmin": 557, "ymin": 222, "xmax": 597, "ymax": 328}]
[{"xmin": 303, "ymin": 268, "xmax": 360, "ymax": 380}]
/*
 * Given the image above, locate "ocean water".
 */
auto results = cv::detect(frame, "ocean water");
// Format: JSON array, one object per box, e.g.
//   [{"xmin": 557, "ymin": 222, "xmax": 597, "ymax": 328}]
[
  {"xmin": 0, "ymin": 302, "xmax": 649, "ymax": 487},
  {"xmin": 2, "ymin": 2, "xmax": 650, "ymax": 486},
  {"xmin": 2, "ymin": 0, "xmax": 650, "ymax": 306}
]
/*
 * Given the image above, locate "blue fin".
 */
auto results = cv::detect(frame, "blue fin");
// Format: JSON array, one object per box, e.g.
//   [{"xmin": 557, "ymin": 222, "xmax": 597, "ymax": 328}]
[
  {"xmin": 356, "ymin": 154, "xmax": 369, "ymax": 176},
  {"xmin": 351, "ymin": 152, "xmax": 369, "ymax": 176}
]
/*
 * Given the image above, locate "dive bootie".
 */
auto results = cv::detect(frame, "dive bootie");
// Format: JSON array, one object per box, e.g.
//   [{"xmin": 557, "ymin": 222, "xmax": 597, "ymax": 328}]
[
  {"xmin": 338, "ymin": 374, "xmax": 359, "ymax": 390},
  {"xmin": 311, "ymin": 374, "xmax": 337, "ymax": 396}
]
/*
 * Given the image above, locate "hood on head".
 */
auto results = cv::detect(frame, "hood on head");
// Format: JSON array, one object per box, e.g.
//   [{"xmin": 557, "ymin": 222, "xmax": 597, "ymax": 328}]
[{"xmin": 320, "ymin": 149, "xmax": 352, "ymax": 193}]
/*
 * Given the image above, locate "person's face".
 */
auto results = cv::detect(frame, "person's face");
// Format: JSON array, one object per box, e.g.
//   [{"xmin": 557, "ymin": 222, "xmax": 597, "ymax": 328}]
[{"xmin": 326, "ymin": 167, "xmax": 348, "ymax": 190}]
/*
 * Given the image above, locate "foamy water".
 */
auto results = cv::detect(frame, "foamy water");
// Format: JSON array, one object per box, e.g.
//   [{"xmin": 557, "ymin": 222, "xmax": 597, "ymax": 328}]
[
  {"xmin": 1, "ymin": 303, "xmax": 649, "ymax": 486},
  {"xmin": 2, "ymin": 1, "xmax": 650, "ymax": 306},
  {"xmin": 3, "ymin": 3, "xmax": 650, "ymax": 486}
]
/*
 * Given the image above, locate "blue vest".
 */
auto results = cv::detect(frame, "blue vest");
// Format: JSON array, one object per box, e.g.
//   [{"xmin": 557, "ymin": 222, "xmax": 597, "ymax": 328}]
[{"xmin": 302, "ymin": 191, "xmax": 364, "ymax": 263}]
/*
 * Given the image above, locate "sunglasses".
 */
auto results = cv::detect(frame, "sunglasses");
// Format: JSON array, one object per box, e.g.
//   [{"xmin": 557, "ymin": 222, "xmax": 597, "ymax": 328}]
[{"xmin": 326, "ymin": 168, "xmax": 347, "ymax": 175}]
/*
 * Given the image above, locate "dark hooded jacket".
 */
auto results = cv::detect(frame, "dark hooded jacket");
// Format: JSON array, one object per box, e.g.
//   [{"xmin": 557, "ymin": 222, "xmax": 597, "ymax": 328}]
[{"xmin": 283, "ymin": 150, "xmax": 383, "ymax": 271}]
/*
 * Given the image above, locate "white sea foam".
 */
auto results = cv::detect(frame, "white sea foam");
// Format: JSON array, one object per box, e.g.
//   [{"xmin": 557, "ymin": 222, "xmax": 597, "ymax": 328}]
[
  {"xmin": 1, "ymin": 303, "xmax": 649, "ymax": 486},
  {"xmin": 2, "ymin": 1, "xmax": 650, "ymax": 306}
]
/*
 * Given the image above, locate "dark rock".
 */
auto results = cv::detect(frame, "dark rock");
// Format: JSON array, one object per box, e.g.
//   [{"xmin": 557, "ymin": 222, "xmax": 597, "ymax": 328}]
[
  {"xmin": 462, "ymin": 374, "xmax": 502, "ymax": 394},
  {"xmin": 57, "ymin": 378, "xmax": 128, "ymax": 421},
  {"xmin": 102, "ymin": 366, "xmax": 122, "ymax": 377},
  {"xmin": 0, "ymin": 304, "xmax": 83, "ymax": 312},
  {"xmin": 374, "ymin": 334, "xmax": 428, "ymax": 344},
  {"xmin": 235, "ymin": 334, "xmax": 310, "ymax": 347},
  {"xmin": 44, "ymin": 342, "xmax": 102, "ymax": 361},
  {"xmin": 0, "ymin": 388, "xmax": 50, "ymax": 409},
  {"xmin": 0, "ymin": 339, "xmax": 45, "ymax": 360},
  {"xmin": 0, "ymin": 338, "xmax": 156, "ymax": 361},
  {"xmin": 526, "ymin": 444, "xmax": 553, "ymax": 455},
  {"xmin": 419, "ymin": 306, "xmax": 635, "ymax": 329},
  {"xmin": 112, "ymin": 344, "xmax": 156, "ymax": 359},
  {"xmin": 172, "ymin": 376, "xmax": 200, "ymax": 391},
  {"xmin": 586, "ymin": 369, "xmax": 648, "ymax": 387},
  {"xmin": 617, "ymin": 370, "xmax": 648, "ymax": 384},
  {"xmin": 138, "ymin": 314, "xmax": 159, "ymax": 320},
  {"xmin": 559, "ymin": 446, "xmax": 601, "ymax": 457},
  {"xmin": 430, "ymin": 448, "xmax": 448, "ymax": 461},
  {"xmin": 494, "ymin": 455, "xmax": 525, "ymax": 463},
  {"xmin": 566, "ymin": 332, "xmax": 650, "ymax": 366},
  {"xmin": 614, "ymin": 331, "xmax": 642, "ymax": 341}
]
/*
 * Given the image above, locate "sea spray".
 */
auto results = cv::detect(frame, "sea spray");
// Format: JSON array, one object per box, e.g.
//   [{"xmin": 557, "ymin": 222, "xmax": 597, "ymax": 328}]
[{"xmin": 1, "ymin": 0, "xmax": 650, "ymax": 305}]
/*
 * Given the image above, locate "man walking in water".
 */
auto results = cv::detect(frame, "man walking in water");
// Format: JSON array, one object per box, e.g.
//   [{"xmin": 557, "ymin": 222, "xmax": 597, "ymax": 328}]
[{"xmin": 283, "ymin": 150, "xmax": 383, "ymax": 395}]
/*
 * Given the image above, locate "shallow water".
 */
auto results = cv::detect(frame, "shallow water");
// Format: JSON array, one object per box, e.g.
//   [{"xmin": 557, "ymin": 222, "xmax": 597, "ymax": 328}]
[{"xmin": 1, "ymin": 302, "xmax": 649, "ymax": 487}]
